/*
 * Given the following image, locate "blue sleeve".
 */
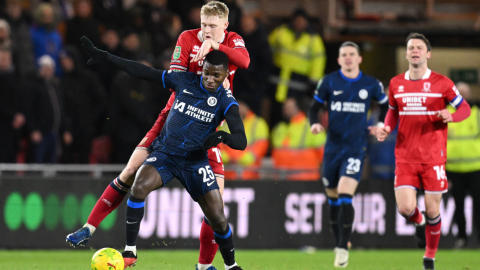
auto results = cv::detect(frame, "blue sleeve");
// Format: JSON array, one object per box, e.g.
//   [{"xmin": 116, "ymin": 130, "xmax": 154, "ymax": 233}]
[
  {"xmin": 162, "ymin": 70, "xmax": 184, "ymax": 91},
  {"xmin": 373, "ymin": 80, "xmax": 388, "ymax": 104},
  {"xmin": 314, "ymin": 77, "xmax": 329, "ymax": 104},
  {"xmin": 222, "ymin": 89, "xmax": 239, "ymax": 116}
]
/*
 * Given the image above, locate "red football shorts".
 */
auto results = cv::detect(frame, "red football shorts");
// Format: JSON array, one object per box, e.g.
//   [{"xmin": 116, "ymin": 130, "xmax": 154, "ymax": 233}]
[
  {"xmin": 207, "ymin": 146, "xmax": 224, "ymax": 175},
  {"xmin": 394, "ymin": 162, "xmax": 448, "ymax": 193}
]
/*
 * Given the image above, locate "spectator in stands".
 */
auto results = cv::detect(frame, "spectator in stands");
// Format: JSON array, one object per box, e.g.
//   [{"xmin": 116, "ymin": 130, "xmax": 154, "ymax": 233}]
[
  {"xmin": 59, "ymin": 46, "xmax": 107, "ymax": 163},
  {"xmin": 0, "ymin": 19, "xmax": 12, "ymax": 50},
  {"xmin": 268, "ymin": 8, "xmax": 326, "ymax": 127},
  {"xmin": 64, "ymin": 0, "xmax": 101, "ymax": 60},
  {"xmin": 446, "ymin": 82, "xmax": 480, "ymax": 248},
  {"xmin": 182, "ymin": 4, "xmax": 202, "ymax": 31},
  {"xmin": 117, "ymin": 30, "xmax": 142, "ymax": 60},
  {"xmin": 0, "ymin": 0, "xmax": 36, "ymax": 78},
  {"xmin": 123, "ymin": 6, "xmax": 153, "ymax": 55},
  {"xmin": 0, "ymin": 48, "xmax": 25, "ymax": 163},
  {"xmin": 23, "ymin": 55, "xmax": 71, "ymax": 163},
  {"xmin": 236, "ymin": 13, "xmax": 272, "ymax": 116},
  {"xmin": 271, "ymin": 97, "xmax": 326, "ymax": 180},
  {"xmin": 30, "ymin": 2, "xmax": 63, "ymax": 76},
  {"xmin": 93, "ymin": 26, "xmax": 121, "ymax": 94},
  {"xmin": 220, "ymin": 0, "xmax": 242, "ymax": 34},
  {"xmin": 149, "ymin": 13, "xmax": 182, "ymax": 57},
  {"xmin": 93, "ymin": 0, "xmax": 124, "ymax": 29},
  {"xmin": 219, "ymin": 99, "xmax": 269, "ymax": 180},
  {"xmin": 108, "ymin": 54, "xmax": 165, "ymax": 163}
]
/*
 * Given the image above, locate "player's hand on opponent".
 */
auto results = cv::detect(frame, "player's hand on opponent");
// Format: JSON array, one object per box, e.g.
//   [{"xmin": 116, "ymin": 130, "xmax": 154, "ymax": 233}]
[
  {"xmin": 376, "ymin": 126, "xmax": 391, "ymax": 142},
  {"xmin": 368, "ymin": 126, "xmax": 378, "ymax": 136},
  {"xmin": 310, "ymin": 123, "xmax": 324, "ymax": 134},
  {"xmin": 203, "ymin": 131, "xmax": 230, "ymax": 151},
  {"xmin": 437, "ymin": 109, "xmax": 453, "ymax": 123},
  {"xmin": 80, "ymin": 36, "xmax": 108, "ymax": 65},
  {"xmin": 191, "ymin": 39, "xmax": 219, "ymax": 63},
  {"xmin": 222, "ymin": 77, "xmax": 230, "ymax": 89}
]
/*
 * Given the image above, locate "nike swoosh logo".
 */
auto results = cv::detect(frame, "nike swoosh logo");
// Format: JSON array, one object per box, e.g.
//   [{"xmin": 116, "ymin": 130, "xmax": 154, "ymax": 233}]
[
  {"xmin": 207, "ymin": 181, "xmax": 215, "ymax": 186},
  {"xmin": 333, "ymin": 90, "xmax": 343, "ymax": 95},
  {"xmin": 183, "ymin": 89, "xmax": 193, "ymax": 95},
  {"xmin": 126, "ymin": 221, "xmax": 137, "ymax": 224}
]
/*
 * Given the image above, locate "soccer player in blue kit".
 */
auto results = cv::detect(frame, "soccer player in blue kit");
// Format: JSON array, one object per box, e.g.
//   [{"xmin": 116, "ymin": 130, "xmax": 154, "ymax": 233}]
[
  {"xmin": 80, "ymin": 36, "xmax": 246, "ymax": 270},
  {"xmin": 308, "ymin": 41, "xmax": 388, "ymax": 268}
]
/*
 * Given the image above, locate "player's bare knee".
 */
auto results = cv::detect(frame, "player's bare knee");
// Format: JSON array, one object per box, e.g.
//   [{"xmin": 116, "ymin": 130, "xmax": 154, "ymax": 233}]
[
  {"xmin": 397, "ymin": 205, "xmax": 415, "ymax": 217},
  {"xmin": 208, "ymin": 213, "xmax": 227, "ymax": 232},
  {"xmin": 130, "ymin": 182, "xmax": 148, "ymax": 200}
]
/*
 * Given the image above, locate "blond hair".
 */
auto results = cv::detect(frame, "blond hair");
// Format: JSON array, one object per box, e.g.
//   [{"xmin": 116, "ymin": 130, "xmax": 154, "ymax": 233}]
[{"xmin": 201, "ymin": 1, "xmax": 229, "ymax": 20}]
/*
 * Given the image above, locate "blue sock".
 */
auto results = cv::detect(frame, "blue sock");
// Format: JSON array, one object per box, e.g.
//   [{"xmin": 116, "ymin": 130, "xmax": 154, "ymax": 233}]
[
  {"xmin": 328, "ymin": 197, "xmax": 341, "ymax": 247},
  {"xmin": 214, "ymin": 225, "xmax": 235, "ymax": 267},
  {"xmin": 338, "ymin": 194, "xmax": 354, "ymax": 249},
  {"xmin": 125, "ymin": 195, "xmax": 145, "ymax": 246}
]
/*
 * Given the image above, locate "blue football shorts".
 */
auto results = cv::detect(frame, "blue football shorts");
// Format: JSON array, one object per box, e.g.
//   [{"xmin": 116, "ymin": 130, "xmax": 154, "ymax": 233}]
[{"xmin": 143, "ymin": 150, "xmax": 219, "ymax": 201}]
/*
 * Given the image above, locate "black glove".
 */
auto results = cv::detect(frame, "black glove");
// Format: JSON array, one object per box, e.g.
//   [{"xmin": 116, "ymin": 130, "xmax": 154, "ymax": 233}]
[
  {"xmin": 202, "ymin": 131, "xmax": 231, "ymax": 151},
  {"xmin": 80, "ymin": 36, "xmax": 107, "ymax": 65}
]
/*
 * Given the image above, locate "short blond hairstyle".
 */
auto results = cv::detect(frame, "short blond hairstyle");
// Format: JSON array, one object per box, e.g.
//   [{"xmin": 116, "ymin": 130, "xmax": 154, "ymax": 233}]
[{"xmin": 201, "ymin": 1, "xmax": 229, "ymax": 20}]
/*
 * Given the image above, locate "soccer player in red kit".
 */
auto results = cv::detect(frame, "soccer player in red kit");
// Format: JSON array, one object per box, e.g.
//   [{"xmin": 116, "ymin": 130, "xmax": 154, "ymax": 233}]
[
  {"xmin": 67, "ymin": 2, "xmax": 249, "ymax": 269},
  {"xmin": 377, "ymin": 33, "xmax": 471, "ymax": 270}
]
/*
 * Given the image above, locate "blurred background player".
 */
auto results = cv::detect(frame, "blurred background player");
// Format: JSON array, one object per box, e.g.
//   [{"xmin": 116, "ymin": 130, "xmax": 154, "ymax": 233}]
[
  {"xmin": 67, "ymin": 2, "xmax": 250, "ymax": 270},
  {"xmin": 377, "ymin": 33, "xmax": 471, "ymax": 270},
  {"xmin": 445, "ymin": 82, "xmax": 480, "ymax": 249},
  {"xmin": 308, "ymin": 41, "xmax": 388, "ymax": 268}
]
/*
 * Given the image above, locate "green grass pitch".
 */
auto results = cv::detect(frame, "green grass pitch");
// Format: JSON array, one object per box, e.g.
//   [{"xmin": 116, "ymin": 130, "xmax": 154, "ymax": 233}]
[{"xmin": 1, "ymin": 249, "xmax": 478, "ymax": 269}]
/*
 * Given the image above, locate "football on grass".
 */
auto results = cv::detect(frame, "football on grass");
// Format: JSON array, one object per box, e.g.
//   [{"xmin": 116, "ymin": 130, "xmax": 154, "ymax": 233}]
[{"xmin": 91, "ymin": 248, "xmax": 124, "ymax": 270}]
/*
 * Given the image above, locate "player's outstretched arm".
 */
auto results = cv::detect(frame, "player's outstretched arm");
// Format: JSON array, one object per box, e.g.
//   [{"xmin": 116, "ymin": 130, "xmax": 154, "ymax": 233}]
[
  {"xmin": 202, "ymin": 105, "xmax": 247, "ymax": 151},
  {"xmin": 80, "ymin": 36, "xmax": 164, "ymax": 83},
  {"xmin": 308, "ymin": 99, "xmax": 325, "ymax": 134}
]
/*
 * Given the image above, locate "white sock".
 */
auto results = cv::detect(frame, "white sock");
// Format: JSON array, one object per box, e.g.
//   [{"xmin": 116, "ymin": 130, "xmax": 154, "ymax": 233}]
[
  {"xmin": 125, "ymin": 245, "xmax": 137, "ymax": 256},
  {"xmin": 225, "ymin": 262, "xmax": 238, "ymax": 270},
  {"xmin": 83, "ymin": 223, "xmax": 96, "ymax": 235},
  {"xmin": 197, "ymin": 263, "xmax": 212, "ymax": 270}
]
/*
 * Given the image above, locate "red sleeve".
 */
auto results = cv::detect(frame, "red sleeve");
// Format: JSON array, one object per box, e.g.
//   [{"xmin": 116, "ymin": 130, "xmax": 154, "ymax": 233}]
[
  {"xmin": 219, "ymin": 33, "xmax": 250, "ymax": 69},
  {"xmin": 451, "ymin": 100, "xmax": 471, "ymax": 122},
  {"xmin": 388, "ymin": 80, "xmax": 397, "ymax": 109},
  {"xmin": 170, "ymin": 31, "xmax": 192, "ymax": 71},
  {"xmin": 137, "ymin": 92, "xmax": 176, "ymax": 148},
  {"xmin": 384, "ymin": 108, "xmax": 399, "ymax": 131},
  {"xmin": 442, "ymin": 77, "xmax": 460, "ymax": 105}
]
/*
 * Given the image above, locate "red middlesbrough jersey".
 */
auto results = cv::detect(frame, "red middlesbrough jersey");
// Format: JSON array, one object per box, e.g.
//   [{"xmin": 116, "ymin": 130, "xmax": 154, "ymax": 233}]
[
  {"xmin": 169, "ymin": 28, "xmax": 248, "ymax": 92},
  {"xmin": 389, "ymin": 69, "xmax": 464, "ymax": 163}
]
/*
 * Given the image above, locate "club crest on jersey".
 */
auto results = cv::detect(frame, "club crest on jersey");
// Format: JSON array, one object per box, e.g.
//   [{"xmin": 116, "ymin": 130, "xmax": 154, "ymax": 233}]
[
  {"xmin": 173, "ymin": 46, "xmax": 181, "ymax": 60},
  {"xmin": 208, "ymin": 97, "xmax": 217, "ymax": 106},
  {"xmin": 359, "ymin": 89, "xmax": 368, "ymax": 99},
  {"xmin": 422, "ymin": 82, "xmax": 431, "ymax": 92}
]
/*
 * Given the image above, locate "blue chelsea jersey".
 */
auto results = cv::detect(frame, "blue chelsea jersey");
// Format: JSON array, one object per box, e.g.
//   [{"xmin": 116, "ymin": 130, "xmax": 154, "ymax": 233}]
[
  {"xmin": 314, "ymin": 70, "xmax": 388, "ymax": 154},
  {"xmin": 150, "ymin": 71, "xmax": 238, "ymax": 158}
]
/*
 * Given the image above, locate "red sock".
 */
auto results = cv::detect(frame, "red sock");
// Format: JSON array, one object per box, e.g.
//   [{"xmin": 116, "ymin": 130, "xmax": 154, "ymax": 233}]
[
  {"xmin": 87, "ymin": 177, "xmax": 130, "ymax": 228},
  {"xmin": 408, "ymin": 207, "xmax": 423, "ymax": 224},
  {"xmin": 425, "ymin": 215, "xmax": 441, "ymax": 259},
  {"xmin": 198, "ymin": 219, "xmax": 218, "ymax": 264}
]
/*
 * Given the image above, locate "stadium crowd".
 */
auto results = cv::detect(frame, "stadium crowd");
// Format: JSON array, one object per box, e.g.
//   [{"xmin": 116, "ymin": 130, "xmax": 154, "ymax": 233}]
[{"xmin": 0, "ymin": 0, "xmax": 335, "ymax": 170}]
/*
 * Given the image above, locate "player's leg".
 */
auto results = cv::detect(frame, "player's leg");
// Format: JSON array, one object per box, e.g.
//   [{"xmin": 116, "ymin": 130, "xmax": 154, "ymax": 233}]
[
  {"xmin": 448, "ymin": 171, "xmax": 467, "ymax": 248},
  {"xmin": 66, "ymin": 148, "xmax": 149, "ymax": 247},
  {"xmin": 197, "ymin": 190, "xmax": 242, "ymax": 270},
  {"xmin": 198, "ymin": 147, "xmax": 224, "ymax": 270},
  {"xmin": 321, "ymin": 153, "xmax": 342, "ymax": 249},
  {"xmin": 123, "ymin": 163, "xmax": 166, "ymax": 268},
  {"xmin": 423, "ymin": 193, "xmax": 442, "ymax": 270},
  {"xmin": 421, "ymin": 163, "xmax": 448, "ymax": 270}
]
